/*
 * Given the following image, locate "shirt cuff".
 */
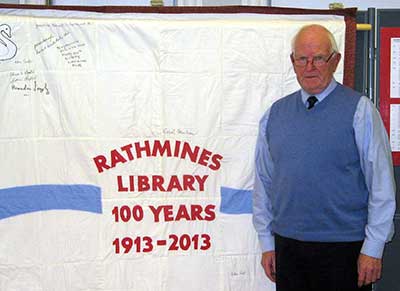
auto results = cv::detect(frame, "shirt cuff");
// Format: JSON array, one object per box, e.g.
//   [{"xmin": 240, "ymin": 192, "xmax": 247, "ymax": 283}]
[
  {"xmin": 258, "ymin": 234, "xmax": 275, "ymax": 252},
  {"xmin": 360, "ymin": 237, "xmax": 385, "ymax": 259}
]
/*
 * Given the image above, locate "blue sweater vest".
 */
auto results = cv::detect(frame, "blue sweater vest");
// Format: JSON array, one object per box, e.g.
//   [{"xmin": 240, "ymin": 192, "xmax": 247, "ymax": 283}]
[{"xmin": 266, "ymin": 84, "xmax": 369, "ymax": 242}]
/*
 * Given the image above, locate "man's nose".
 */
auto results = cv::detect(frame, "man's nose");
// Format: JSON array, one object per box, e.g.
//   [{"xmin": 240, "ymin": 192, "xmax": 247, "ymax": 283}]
[{"xmin": 305, "ymin": 59, "xmax": 316, "ymax": 70}]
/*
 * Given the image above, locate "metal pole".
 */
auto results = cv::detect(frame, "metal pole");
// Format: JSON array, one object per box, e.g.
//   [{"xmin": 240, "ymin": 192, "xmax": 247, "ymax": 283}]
[
  {"xmin": 368, "ymin": 7, "xmax": 377, "ymax": 289},
  {"xmin": 368, "ymin": 7, "xmax": 376, "ymax": 102}
]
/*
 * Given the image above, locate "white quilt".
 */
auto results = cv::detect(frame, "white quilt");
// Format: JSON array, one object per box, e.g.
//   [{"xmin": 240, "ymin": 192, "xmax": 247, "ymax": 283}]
[{"xmin": 0, "ymin": 8, "xmax": 346, "ymax": 291}]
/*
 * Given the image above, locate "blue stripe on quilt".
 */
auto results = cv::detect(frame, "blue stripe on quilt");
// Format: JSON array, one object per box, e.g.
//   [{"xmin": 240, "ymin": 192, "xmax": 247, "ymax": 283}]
[{"xmin": 0, "ymin": 184, "xmax": 102, "ymax": 220}]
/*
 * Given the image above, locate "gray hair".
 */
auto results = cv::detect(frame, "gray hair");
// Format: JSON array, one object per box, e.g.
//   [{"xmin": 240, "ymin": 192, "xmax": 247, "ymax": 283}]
[{"xmin": 291, "ymin": 24, "xmax": 339, "ymax": 54}]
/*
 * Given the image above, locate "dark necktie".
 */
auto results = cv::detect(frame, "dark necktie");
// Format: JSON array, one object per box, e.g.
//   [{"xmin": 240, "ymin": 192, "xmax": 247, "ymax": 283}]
[{"xmin": 307, "ymin": 96, "xmax": 318, "ymax": 110}]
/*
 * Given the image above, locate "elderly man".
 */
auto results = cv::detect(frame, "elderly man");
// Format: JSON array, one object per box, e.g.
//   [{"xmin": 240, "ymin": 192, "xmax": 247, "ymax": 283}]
[{"xmin": 253, "ymin": 24, "xmax": 396, "ymax": 291}]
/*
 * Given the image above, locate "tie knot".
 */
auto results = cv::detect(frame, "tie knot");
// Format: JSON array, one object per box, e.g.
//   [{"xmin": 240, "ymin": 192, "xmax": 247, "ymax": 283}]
[{"xmin": 307, "ymin": 96, "xmax": 318, "ymax": 109}]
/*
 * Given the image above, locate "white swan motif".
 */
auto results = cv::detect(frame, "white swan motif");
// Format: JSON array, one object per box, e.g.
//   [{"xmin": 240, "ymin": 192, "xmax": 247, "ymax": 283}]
[{"xmin": 0, "ymin": 24, "xmax": 17, "ymax": 61}]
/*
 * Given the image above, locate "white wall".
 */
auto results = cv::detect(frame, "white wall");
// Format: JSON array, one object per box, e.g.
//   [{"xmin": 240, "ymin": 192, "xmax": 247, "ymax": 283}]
[
  {"xmin": 178, "ymin": 0, "xmax": 398, "ymax": 9},
  {"xmin": 271, "ymin": 0, "xmax": 399, "ymax": 10},
  {"xmin": 5, "ymin": 0, "xmax": 175, "ymax": 6},
  {"xmin": 181, "ymin": 0, "xmax": 399, "ymax": 9},
  {"xmin": 51, "ymin": 0, "xmax": 174, "ymax": 5},
  {"xmin": 1, "ymin": 0, "xmax": 398, "ymax": 9},
  {"xmin": 0, "ymin": 0, "xmax": 19, "ymax": 3}
]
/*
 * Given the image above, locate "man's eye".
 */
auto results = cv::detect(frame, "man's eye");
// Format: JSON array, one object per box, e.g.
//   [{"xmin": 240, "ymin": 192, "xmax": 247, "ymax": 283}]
[
  {"xmin": 314, "ymin": 56, "xmax": 324, "ymax": 62},
  {"xmin": 298, "ymin": 57, "xmax": 308, "ymax": 62}
]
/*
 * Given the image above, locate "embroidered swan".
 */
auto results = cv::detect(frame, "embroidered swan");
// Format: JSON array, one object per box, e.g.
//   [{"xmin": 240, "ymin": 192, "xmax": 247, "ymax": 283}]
[{"xmin": 0, "ymin": 24, "xmax": 17, "ymax": 61}]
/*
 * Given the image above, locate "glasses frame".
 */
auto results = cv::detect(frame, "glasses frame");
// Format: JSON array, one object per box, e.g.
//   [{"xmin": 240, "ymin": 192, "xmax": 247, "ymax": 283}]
[{"xmin": 292, "ymin": 52, "xmax": 336, "ymax": 67}]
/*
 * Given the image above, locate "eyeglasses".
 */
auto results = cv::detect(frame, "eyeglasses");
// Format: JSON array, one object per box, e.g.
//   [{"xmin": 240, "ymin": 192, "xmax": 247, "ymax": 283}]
[{"xmin": 293, "ymin": 52, "xmax": 336, "ymax": 67}]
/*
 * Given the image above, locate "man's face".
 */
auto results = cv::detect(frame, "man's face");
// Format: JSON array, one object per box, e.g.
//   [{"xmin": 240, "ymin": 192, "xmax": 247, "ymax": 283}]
[{"xmin": 291, "ymin": 32, "xmax": 341, "ymax": 95}]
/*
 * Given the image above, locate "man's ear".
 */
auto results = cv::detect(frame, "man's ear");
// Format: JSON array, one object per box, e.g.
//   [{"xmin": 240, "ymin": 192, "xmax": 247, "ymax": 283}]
[
  {"xmin": 333, "ymin": 52, "xmax": 342, "ymax": 71},
  {"xmin": 335, "ymin": 52, "xmax": 342, "ymax": 62},
  {"xmin": 290, "ymin": 53, "xmax": 295, "ymax": 63}
]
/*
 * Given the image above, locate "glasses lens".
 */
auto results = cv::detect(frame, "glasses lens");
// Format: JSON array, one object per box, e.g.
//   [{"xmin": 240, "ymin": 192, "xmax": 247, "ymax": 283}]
[{"xmin": 294, "ymin": 53, "xmax": 334, "ymax": 67}]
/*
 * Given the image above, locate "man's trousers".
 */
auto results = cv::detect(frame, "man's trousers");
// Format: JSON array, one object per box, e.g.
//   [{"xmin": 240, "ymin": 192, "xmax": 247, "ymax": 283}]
[{"xmin": 275, "ymin": 234, "xmax": 373, "ymax": 291}]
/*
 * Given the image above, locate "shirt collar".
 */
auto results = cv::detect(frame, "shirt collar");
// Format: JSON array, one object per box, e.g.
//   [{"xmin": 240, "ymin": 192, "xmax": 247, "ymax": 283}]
[{"xmin": 301, "ymin": 79, "xmax": 338, "ymax": 105}]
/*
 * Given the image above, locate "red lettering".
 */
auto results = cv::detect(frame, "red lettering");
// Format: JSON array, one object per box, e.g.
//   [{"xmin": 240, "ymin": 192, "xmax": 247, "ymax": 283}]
[
  {"xmin": 138, "ymin": 176, "xmax": 150, "ymax": 192},
  {"xmin": 120, "ymin": 144, "xmax": 134, "ymax": 161},
  {"xmin": 129, "ymin": 175, "xmax": 134, "ymax": 191},
  {"xmin": 163, "ymin": 205, "xmax": 174, "ymax": 221},
  {"xmin": 148, "ymin": 204, "xmax": 216, "ymax": 222},
  {"xmin": 167, "ymin": 175, "xmax": 183, "ymax": 191},
  {"xmin": 198, "ymin": 149, "xmax": 211, "ymax": 167},
  {"xmin": 180, "ymin": 142, "xmax": 199, "ymax": 163},
  {"xmin": 152, "ymin": 140, "xmax": 172, "ymax": 157},
  {"xmin": 93, "ymin": 155, "xmax": 110, "ymax": 173},
  {"xmin": 152, "ymin": 175, "xmax": 166, "ymax": 191},
  {"xmin": 173, "ymin": 140, "xmax": 181, "ymax": 157},
  {"xmin": 149, "ymin": 205, "xmax": 163, "ymax": 222},
  {"xmin": 204, "ymin": 204, "xmax": 216, "ymax": 221},
  {"xmin": 93, "ymin": 140, "xmax": 223, "ymax": 173},
  {"xmin": 175, "ymin": 204, "xmax": 191, "ymax": 221},
  {"xmin": 195, "ymin": 175, "xmax": 208, "ymax": 191},
  {"xmin": 182, "ymin": 175, "xmax": 195, "ymax": 190},
  {"xmin": 117, "ymin": 175, "xmax": 128, "ymax": 192},
  {"xmin": 209, "ymin": 154, "xmax": 223, "ymax": 171},
  {"xmin": 110, "ymin": 149, "xmax": 127, "ymax": 168},
  {"xmin": 190, "ymin": 204, "xmax": 204, "ymax": 221},
  {"xmin": 134, "ymin": 140, "xmax": 151, "ymax": 158}
]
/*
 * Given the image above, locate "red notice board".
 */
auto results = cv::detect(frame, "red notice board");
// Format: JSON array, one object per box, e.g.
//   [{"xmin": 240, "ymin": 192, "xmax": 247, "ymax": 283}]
[{"xmin": 379, "ymin": 28, "xmax": 400, "ymax": 166}]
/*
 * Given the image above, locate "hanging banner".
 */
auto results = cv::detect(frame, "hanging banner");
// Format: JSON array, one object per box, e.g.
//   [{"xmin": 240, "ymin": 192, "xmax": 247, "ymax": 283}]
[{"xmin": 0, "ymin": 5, "xmax": 353, "ymax": 291}]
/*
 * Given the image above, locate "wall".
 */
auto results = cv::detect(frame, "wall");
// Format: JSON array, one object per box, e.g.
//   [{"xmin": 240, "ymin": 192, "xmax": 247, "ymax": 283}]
[{"xmin": 271, "ymin": 0, "xmax": 398, "ymax": 10}]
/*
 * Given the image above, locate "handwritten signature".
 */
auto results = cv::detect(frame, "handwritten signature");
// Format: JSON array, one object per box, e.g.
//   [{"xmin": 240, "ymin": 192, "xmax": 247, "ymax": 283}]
[
  {"xmin": 11, "ymin": 81, "xmax": 50, "ymax": 95},
  {"xmin": 10, "ymin": 69, "xmax": 36, "ymax": 84},
  {"xmin": 34, "ymin": 31, "xmax": 70, "ymax": 55},
  {"xmin": 163, "ymin": 128, "xmax": 197, "ymax": 135}
]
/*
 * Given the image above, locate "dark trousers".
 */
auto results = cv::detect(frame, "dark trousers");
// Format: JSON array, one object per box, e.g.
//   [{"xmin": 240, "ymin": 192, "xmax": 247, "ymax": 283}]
[{"xmin": 275, "ymin": 234, "xmax": 372, "ymax": 291}]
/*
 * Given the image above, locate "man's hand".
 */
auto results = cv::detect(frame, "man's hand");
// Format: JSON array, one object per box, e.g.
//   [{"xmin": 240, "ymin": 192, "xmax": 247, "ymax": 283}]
[
  {"xmin": 261, "ymin": 251, "xmax": 276, "ymax": 283},
  {"xmin": 357, "ymin": 253, "xmax": 382, "ymax": 287}
]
